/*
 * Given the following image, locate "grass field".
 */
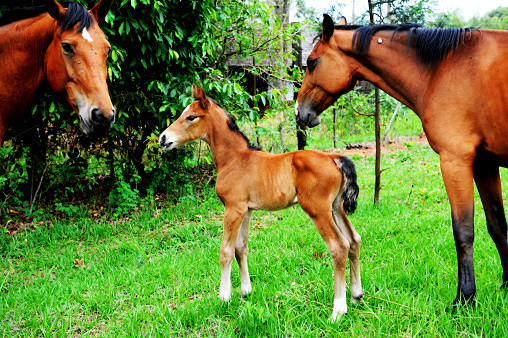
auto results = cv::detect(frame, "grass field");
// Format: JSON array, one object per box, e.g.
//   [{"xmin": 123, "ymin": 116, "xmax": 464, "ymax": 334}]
[{"xmin": 1, "ymin": 138, "xmax": 508, "ymax": 336}]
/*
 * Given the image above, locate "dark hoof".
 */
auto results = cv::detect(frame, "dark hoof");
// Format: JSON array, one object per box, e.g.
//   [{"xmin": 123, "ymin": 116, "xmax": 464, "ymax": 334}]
[{"xmin": 447, "ymin": 296, "xmax": 476, "ymax": 314}]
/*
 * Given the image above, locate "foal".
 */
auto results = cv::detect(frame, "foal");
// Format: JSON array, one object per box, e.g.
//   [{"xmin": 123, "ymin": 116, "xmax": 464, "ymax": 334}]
[{"xmin": 159, "ymin": 85, "xmax": 363, "ymax": 321}]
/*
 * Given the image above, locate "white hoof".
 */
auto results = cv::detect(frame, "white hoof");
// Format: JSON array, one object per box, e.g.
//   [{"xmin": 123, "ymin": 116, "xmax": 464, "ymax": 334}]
[
  {"xmin": 241, "ymin": 284, "xmax": 253, "ymax": 297},
  {"xmin": 328, "ymin": 298, "xmax": 347, "ymax": 322},
  {"xmin": 328, "ymin": 311, "xmax": 344, "ymax": 323},
  {"xmin": 219, "ymin": 289, "xmax": 231, "ymax": 302}
]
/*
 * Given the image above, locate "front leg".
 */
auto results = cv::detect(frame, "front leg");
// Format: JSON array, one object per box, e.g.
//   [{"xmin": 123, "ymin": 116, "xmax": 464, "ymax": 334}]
[
  {"xmin": 219, "ymin": 205, "xmax": 248, "ymax": 301},
  {"xmin": 440, "ymin": 154, "xmax": 476, "ymax": 306}
]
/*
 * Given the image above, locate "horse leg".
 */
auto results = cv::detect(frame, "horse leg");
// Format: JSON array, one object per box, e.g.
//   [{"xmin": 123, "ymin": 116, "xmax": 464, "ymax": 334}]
[
  {"xmin": 307, "ymin": 210, "xmax": 350, "ymax": 321},
  {"xmin": 440, "ymin": 155, "xmax": 476, "ymax": 306},
  {"xmin": 235, "ymin": 209, "xmax": 253, "ymax": 297},
  {"xmin": 332, "ymin": 198, "xmax": 364, "ymax": 303},
  {"xmin": 219, "ymin": 205, "xmax": 247, "ymax": 301},
  {"xmin": 473, "ymin": 161, "xmax": 508, "ymax": 288}
]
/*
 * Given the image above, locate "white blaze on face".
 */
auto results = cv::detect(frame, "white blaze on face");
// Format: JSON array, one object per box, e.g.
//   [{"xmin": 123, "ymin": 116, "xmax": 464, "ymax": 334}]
[
  {"xmin": 182, "ymin": 104, "xmax": 191, "ymax": 115},
  {"xmin": 82, "ymin": 27, "xmax": 93, "ymax": 42},
  {"xmin": 159, "ymin": 130, "xmax": 179, "ymax": 150},
  {"xmin": 295, "ymin": 101, "xmax": 299, "ymax": 116}
]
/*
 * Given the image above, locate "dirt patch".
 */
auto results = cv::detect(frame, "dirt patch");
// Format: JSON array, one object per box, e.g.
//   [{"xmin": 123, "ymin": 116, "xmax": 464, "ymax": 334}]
[{"xmin": 338, "ymin": 135, "xmax": 428, "ymax": 157}]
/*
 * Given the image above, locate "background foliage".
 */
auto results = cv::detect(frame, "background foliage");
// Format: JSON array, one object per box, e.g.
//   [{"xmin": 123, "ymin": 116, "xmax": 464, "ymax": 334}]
[
  {"xmin": 0, "ymin": 0, "xmax": 507, "ymax": 221},
  {"xmin": 0, "ymin": 0, "xmax": 301, "ymax": 220}
]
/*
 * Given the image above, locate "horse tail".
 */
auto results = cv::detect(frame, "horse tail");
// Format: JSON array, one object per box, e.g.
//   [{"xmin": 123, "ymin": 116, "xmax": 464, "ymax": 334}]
[{"xmin": 334, "ymin": 156, "xmax": 359, "ymax": 214}]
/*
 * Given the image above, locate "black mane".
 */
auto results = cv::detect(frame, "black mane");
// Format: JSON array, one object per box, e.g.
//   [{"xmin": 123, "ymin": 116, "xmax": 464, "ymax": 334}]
[
  {"xmin": 209, "ymin": 98, "xmax": 261, "ymax": 151},
  {"xmin": 226, "ymin": 116, "xmax": 262, "ymax": 151},
  {"xmin": 353, "ymin": 24, "xmax": 476, "ymax": 67},
  {"xmin": 330, "ymin": 24, "xmax": 477, "ymax": 68},
  {"xmin": 0, "ymin": 2, "xmax": 92, "ymax": 32}
]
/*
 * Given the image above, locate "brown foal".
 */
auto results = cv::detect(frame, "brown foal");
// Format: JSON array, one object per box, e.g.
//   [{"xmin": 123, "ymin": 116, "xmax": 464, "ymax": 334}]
[{"xmin": 159, "ymin": 85, "xmax": 363, "ymax": 321}]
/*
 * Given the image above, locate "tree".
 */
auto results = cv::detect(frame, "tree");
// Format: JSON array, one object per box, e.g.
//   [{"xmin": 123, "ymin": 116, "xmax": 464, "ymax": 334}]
[
  {"xmin": 353, "ymin": 0, "xmax": 436, "ymax": 205},
  {"xmin": 0, "ymin": 0, "xmax": 303, "ymax": 214},
  {"xmin": 468, "ymin": 7, "xmax": 508, "ymax": 29}
]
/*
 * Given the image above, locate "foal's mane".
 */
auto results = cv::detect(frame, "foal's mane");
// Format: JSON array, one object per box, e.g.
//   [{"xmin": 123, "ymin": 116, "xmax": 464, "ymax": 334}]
[
  {"xmin": 331, "ymin": 24, "xmax": 477, "ymax": 68},
  {"xmin": 0, "ymin": 2, "xmax": 93, "ymax": 32},
  {"xmin": 209, "ymin": 98, "xmax": 262, "ymax": 151}
]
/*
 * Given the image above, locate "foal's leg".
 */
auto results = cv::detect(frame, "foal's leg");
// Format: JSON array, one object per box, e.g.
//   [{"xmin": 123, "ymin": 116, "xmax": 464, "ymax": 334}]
[
  {"xmin": 306, "ymin": 210, "xmax": 350, "ymax": 321},
  {"xmin": 473, "ymin": 161, "xmax": 508, "ymax": 288},
  {"xmin": 235, "ymin": 209, "xmax": 253, "ymax": 297},
  {"xmin": 332, "ymin": 198, "xmax": 364, "ymax": 303},
  {"xmin": 219, "ymin": 205, "xmax": 247, "ymax": 301},
  {"xmin": 440, "ymin": 154, "xmax": 476, "ymax": 306}
]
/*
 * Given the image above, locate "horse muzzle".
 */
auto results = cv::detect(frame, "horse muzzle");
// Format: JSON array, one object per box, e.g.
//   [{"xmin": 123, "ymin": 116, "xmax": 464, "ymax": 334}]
[
  {"xmin": 295, "ymin": 104, "xmax": 322, "ymax": 128},
  {"xmin": 159, "ymin": 132, "xmax": 176, "ymax": 150},
  {"xmin": 80, "ymin": 106, "xmax": 115, "ymax": 135}
]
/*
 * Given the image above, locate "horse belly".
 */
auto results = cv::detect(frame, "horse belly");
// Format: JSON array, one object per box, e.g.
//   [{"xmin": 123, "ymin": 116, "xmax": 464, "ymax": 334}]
[{"xmin": 247, "ymin": 182, "xmax": 297, "ymax": 211}]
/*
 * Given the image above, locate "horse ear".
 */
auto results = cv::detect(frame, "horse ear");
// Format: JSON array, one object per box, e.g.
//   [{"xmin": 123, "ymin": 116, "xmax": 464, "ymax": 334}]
[
  {"xmin": 192, "ymin": 85, "xmax": 210, "ymax": 110},
  {"xmin": 90, "ymin": 0, "xmax": 113, "ymax": 22},
  {"xmin": 45, "ymin": 0, "xmax": 66, "ymax": 21},
  {"xmin": 322, "ymin": 14, "xmax": 335, "ymax": 41},
  {"xmin": 338, "ymin": 16, "xmax": 347, "ymax": 25}
]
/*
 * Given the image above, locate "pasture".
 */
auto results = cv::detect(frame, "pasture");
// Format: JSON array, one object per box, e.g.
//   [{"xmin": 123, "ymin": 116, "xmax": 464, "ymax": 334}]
[{"xmin": 1, "ymin": 138, "xmax": 507, "ymax": 336}]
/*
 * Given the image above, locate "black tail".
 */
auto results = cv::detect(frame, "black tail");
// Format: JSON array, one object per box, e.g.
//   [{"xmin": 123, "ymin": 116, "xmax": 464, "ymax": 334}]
[{"xmin": 334, "ymin": 156, "xmax": 359, "ymax": 214}]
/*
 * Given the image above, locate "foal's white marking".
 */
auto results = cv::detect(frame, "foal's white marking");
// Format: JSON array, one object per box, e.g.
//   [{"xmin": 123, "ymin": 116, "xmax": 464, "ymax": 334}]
[
  {"xmin": 82, "ymin": 27, "xmax": 93, "ymax": 42},
  {"xmin": 294, "ymin": 101, "xmax": 299, "ymax": 116},
  {"xmin": 182, "ymin": 104, "xmax": 191, "ymax": 115},
  {"xmin": 329, "ymin": 297, "xmax": 348, "ymax": 323}
]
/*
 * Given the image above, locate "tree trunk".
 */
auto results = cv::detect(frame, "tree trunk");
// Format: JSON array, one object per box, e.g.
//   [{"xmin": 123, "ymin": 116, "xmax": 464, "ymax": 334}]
[
  {"xmin": 272, "ymin": 0, "xmax": 290, "ymax": 94},
  {"xmin": 296, "ymin": 118, "xmax": 307, "ymax": 150},
  {"xmin": 369, "ymin": 0, "xmax": 382, "ymax": 206},
  {"xmin": 108, "ymin": 135, "xmax": 116, "ymax": 185},
  {"xmin": 332, "ymin": 106, "xmax": 337, "ymax": 148},
  {"xmin": 374, "ymin": 88, "xmax": 381, "ymax": 206}
]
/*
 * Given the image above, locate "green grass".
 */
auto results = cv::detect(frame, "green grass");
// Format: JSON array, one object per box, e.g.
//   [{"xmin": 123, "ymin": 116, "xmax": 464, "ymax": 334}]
[{"xmin": 2, "ymin": 142, "xmax": 508, "ymax": 336}]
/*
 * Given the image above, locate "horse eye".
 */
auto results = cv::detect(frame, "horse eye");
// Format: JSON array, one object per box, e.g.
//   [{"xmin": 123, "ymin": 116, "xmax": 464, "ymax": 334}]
[
  {"xmin": 62, "ymin": 43, "xmax": 74, "ymax": 54},
  {"xmin": 186, "ymin": 115, "xmax": 197, "ymax": 122},
  {"xmin": 307, "ymin": 59, "xmax": 317, "ymax": 71}
]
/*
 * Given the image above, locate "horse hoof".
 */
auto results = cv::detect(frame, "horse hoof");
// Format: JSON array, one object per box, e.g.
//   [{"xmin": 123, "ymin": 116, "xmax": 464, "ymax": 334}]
[
  {"xmin": 351, "ymin": 293, "xmax": 364, "ymax": 304},
  {"xmin": 328, "ymin": 312, "xmax": 344, "ymax": 323},
  {"xmin": 241, "ymin": 287, "xmax": 253, "ymax": 298},
  {"xmin": 219, "ymin": 293, "xmax": 232, "ymax": 302},
  {"xmin": 447, "ymin": 296, "xmax": 476, "ymax": 314}
]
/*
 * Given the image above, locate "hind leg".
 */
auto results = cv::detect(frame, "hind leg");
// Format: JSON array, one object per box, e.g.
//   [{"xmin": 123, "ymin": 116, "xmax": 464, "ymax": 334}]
[
  {"xmin": 235, "ymin": 209, "xmax": 253, "ymax": 297},
  {"xmin": 302, "ymin": 207, "xmax": 350, "ymax": 321},
  {"xmin": 474, "ymin": 161, "xmax": 508, "ymax": 287},
  {"xmin": 332, "ymin": 198, "xmax": 364, "ymax": 303}
]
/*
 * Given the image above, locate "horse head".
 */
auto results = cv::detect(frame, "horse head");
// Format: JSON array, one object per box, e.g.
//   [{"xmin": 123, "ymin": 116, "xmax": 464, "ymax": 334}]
[
  {"xmin": 296, "ymin": 14, "xmax": 357, "ymax": 128},
  {"xmin": 159, "ymin": 86, "xmax": 211, "ymax": 150},
  {"xmin": 44, "ymin": 0, "xmax": 115, "ymax": 135}
]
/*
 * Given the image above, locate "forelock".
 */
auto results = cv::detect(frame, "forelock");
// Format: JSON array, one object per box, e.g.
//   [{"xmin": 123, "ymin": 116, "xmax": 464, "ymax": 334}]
[{"xmin": 59, "ymin": 2, "xmax": 93, "ymax": 33}]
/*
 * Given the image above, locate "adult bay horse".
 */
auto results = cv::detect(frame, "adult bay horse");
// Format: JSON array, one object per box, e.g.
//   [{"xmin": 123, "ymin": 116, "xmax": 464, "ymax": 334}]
[
  {"xmin": 0, "ymin": 0, "xmax": 115, "ymax": 144},
  {"xmin": 159, "ymin": 85, "xmax": 363, "ymax": 321},
  {"xmin": 295, "ymin": 14, "xmax": 508, "ymax": 307}
]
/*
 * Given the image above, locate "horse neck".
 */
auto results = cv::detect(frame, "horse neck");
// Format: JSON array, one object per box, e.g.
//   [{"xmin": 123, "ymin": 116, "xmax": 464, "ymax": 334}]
[
  {"xmin": 339, "ymin": 30, "xmax": 432, "ymax": 114},
  {"xmin": 0, "ymin": 14, "xmax": 57, "ymax": 84},
  {"xmin": 204, "ymin": 110, "xmax": 253, "ymax": 170}
]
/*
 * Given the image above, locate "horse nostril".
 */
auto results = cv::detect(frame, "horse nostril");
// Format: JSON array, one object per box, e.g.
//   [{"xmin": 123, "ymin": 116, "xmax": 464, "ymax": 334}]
[
  {"xmin": 160, "ymin": 134, "xmax": 166, "ymax": 147},
  {"xmin": 91, "ymin": 108, "xmax": 102, "ymax": 125},
  {"xmin": 110, "ymin": 108, "xmax": 116, "ymax": 123}
]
